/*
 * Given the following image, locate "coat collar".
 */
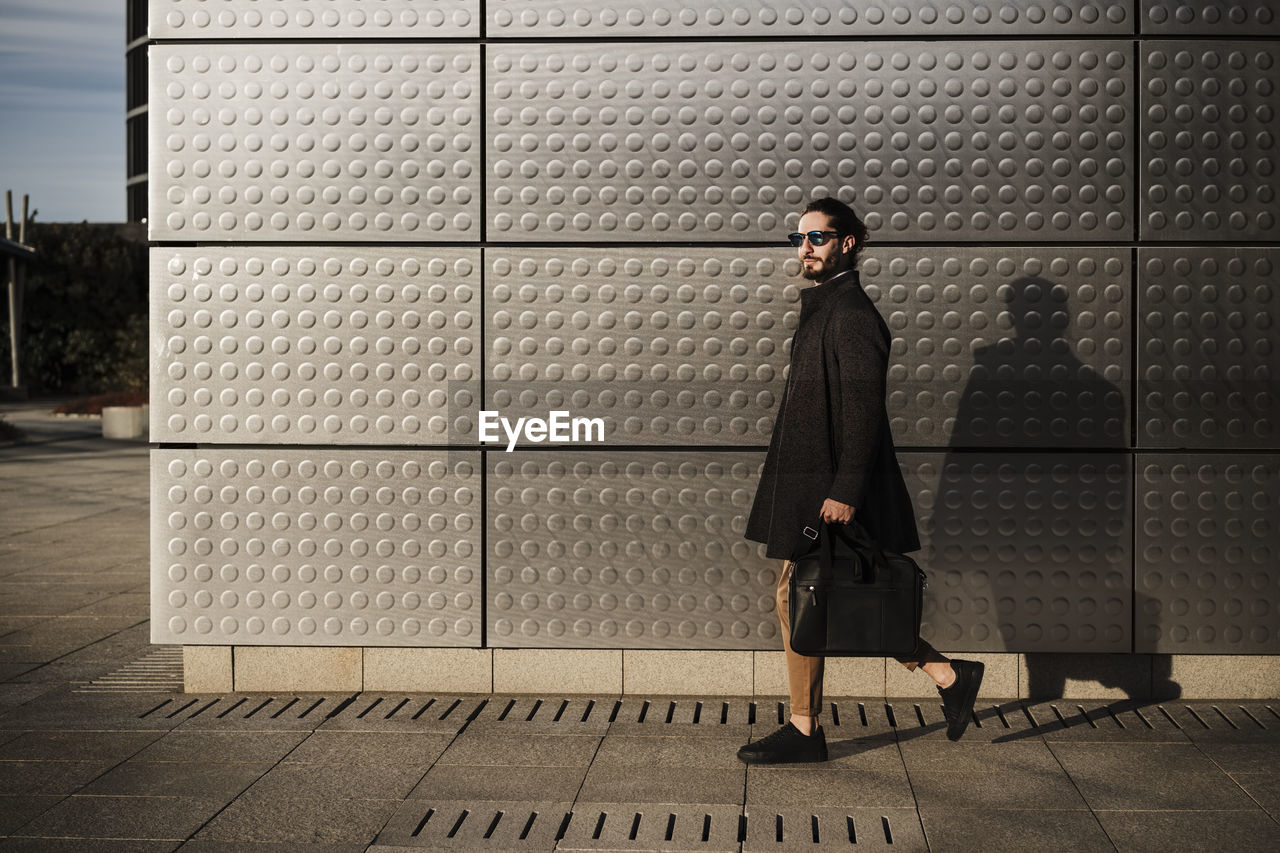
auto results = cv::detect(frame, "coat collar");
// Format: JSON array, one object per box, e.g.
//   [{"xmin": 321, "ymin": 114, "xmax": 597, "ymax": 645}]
[{"xmin": 799, "ymin": 268, "xmax": 861, "ymax": 305}]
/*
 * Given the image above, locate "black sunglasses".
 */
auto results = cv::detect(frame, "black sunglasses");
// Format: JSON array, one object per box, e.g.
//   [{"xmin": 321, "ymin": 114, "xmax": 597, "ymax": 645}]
[{"xmin": 788, "ymin": 230, "xmax": 840, "ymax": 247}]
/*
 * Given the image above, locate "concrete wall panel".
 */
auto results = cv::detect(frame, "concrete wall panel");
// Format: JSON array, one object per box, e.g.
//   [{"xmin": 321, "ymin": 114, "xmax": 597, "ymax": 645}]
[
  {"xmin": 486, "ymin": 452, "xmax": 777, "ymax": 649},
  {"xmin": 152, "ymin": 449, "xmax": 483, "ymax": 646},
  {"xmin": 863, "ymin": 247, "xmax": 1130, "ymax": 448},
  {"xmin": 1141, "ymin": 41, "xmax": 1280, "ymax": 239},
  {"xmin": 487, "ymin": 41, "xmax": 1135, "ymax": 242},
  {"xmin": 1138, "ymin": 248, "xmax": 1279, "ymax": 449},
  {"xmin": 903, "ymin": 452, "xmax": 1132, "ymax": 653},
  {"xmin": 151, "ymin": 247, "xmax": 480, "ymax": 444},
  {"xmin": 489, "ymin": 1, "xmax": 1136, "ymax": 38},
  {"xmin": 484, "ymin": 248, "xmax": 797, "ymax": 447},
  {"xmin": 1136, "ymin": 454, "xmax": 1280, "ymax": 653},
  {"xmin": 151, "ymin": 0, "xmax": 480, "ymax": 38},
  {"xmin": 150, "ymin": 43, "xmax": 480, "ymax": 241},
  {"xmin": 1141, "ymin": 1, "xmax": 1280, "ymax": 35}
]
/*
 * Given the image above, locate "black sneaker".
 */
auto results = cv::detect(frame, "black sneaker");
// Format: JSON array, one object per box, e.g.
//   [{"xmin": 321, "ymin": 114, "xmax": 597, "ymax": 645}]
[
  {"xmin": 737, "ymin": 722, "xmax": 828, "ymax": 764},
  {"xmin": 939, "ymin": 659, "xmax": 985, "ymax": 741}
]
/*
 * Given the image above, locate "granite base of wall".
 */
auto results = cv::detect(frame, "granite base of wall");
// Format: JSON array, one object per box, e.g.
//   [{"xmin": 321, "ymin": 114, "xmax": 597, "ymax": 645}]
[{"xmin": 183, "ymin": 647, "xmax": 1280, "ymax": 700}]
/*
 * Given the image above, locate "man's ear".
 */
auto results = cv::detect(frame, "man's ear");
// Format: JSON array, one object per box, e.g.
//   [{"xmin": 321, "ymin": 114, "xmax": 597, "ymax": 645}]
[{"xmin": 843, "ymin": 235, "xmax": 857, "ymax": 255}]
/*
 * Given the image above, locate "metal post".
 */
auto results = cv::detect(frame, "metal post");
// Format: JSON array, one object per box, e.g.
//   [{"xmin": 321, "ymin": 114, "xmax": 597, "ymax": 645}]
[
  {"xmin": 15, "ymin": 195, "xmax": 26, "ymax": 382},
  {"xmin": 5, "ymin": 190, "xmax": 18, "ymax": 389}
]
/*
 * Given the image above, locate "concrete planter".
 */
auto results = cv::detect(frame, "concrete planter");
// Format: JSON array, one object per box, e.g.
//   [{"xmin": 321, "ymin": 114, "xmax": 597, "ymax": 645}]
[{"xmin": 102, "ymin": 405, "xmax": 148, "ymax": 439}]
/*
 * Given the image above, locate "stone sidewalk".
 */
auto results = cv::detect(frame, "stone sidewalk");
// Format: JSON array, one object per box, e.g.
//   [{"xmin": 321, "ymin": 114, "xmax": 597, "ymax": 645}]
[{"xmin": 0, "ymin": 403, "xmax": 1277, "ymax": 851}]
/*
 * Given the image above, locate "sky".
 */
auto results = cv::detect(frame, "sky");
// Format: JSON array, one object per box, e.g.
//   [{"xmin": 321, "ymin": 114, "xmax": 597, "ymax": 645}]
[{"xmin": 0, "ymin": 0, "xmax": 126, "ymax": 224}]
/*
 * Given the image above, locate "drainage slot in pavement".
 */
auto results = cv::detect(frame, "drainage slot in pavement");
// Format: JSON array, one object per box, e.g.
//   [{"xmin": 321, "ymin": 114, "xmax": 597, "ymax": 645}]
[
  {"xmin": 518, "ymin": 811, "xmax": 538, "ymax": 840},
  {"xmin": 446, "ymin": 809, "xmax": 469, "ymax": 839},
  {"xmin": 751, "ymin": 813, "xmax": 887, "ymax": 847},
  {"xmin": 412, "ymin": 808, "xmax": 434, "ymax": 837}
]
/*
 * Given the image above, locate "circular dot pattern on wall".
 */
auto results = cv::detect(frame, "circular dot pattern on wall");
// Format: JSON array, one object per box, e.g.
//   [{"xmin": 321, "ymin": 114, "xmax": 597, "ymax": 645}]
[
  {"xmin": 154, "ymin": 248, "xmax": 480, "ymax": 444},
  {"xmin": 1137, "ymin": 456, "xmax": 1278, "ymax": 652},
  {"xmin": 902, "ymin": 452, "xmax": 1131, "ymax": 653},
  {"xmin": 1144, "ymin": 1, "xmax": 1280, "ymax": 34},
  {"xmin": 152, "ymin": 0, "xmax": 478, "ymax": 37},
  {"xmin": 155, "ymin": 450, "xmax": 482, "ymax": 646},
  {"xmin": 151, "ymin": 45, "xmax": 480, "ymax": 241},
  {"xmin": 486, "ymin": 248, "xmax": 797, "ymax": 446},
  {"xmin": 1138, "ymin": 248, "xmax": 1277, "ymax": 448},
  {"xmin": 486, "ymin": 452, "xmax": 776, "ymax": 649},
  {"xmin": 487, "ymin": 42, "xmax": 1133, "ymax": 241},
  {"xmin": 488, "ymin": 1, "xmax": 1132, "ymax": 37},
  {"xmin": 1142, "ymin": 42, "xmax": 1278, "ymax": 237},
  {"xmin": 862, "ymin": 247, "xmax": 1130, "ymax": 447}
]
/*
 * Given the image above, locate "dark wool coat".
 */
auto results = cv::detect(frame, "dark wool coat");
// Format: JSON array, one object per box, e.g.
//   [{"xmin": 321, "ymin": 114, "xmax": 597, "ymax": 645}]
[{"xmin": 746, "ymin": 269, "xmax": 921, "ymax": 559}]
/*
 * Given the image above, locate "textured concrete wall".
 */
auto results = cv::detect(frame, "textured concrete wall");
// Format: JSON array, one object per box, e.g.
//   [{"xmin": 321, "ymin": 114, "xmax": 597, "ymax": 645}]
[{"xmin": 149, "ymin": 2, "xmax": 1279, "ymax": 675}]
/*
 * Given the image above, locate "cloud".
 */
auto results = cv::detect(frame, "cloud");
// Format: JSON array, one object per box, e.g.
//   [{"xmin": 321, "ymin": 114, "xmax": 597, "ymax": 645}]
[{"xmin": 0, "ymin": 0, "xmax": 125, "ymax": 221}]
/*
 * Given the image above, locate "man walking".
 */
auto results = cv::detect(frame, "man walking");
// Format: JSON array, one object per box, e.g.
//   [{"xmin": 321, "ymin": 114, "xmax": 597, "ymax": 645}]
[{"xmin": 740, "ymin": 198, "xmax": 984, "ymax": 764}]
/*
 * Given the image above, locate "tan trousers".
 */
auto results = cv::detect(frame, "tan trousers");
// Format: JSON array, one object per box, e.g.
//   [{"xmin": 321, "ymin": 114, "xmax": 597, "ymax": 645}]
[{"xmin": 777, "ymin": 560, "xmax": 948, "ymax": 717}]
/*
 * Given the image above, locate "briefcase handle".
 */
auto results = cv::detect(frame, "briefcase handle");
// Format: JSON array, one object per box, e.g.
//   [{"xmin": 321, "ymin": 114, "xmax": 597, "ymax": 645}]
[{"xmin": 806, "ymin": 520, "xmax": 889, "ymax": 583}]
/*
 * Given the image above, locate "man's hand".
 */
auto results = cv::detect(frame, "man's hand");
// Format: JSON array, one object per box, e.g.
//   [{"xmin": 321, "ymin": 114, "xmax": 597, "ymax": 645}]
[{"xmin": 819, "ymin": 498, "xmax": 855, "ymax": 524}]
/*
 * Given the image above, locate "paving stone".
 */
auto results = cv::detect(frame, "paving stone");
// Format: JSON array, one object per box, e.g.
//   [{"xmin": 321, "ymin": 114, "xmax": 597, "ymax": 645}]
[
  {"xmin": 0, "ymin": 664, "xmax": 38, "ymax": 681},
  {"xmin": 17, "ymin": 794, "xmax": 227, "ymax": 840},
  {"xmin": 376, "ymin": 799, "xmax": 571, "ymax": 851},
  {"xmin": 1231, "ymin": 772, "xmax": 1280, "ymax": 816},
  {"xmin": 1094, "ymin": 809, "xmax": 1280, "ymax": 853},
  {"xmin": 178, "ymin": 843, "xmax": 366, "ymax": 853},
  {"xmin": 917, "ymin": 807, "xmax": 1111, "ymax": 852},
  {"xmin": 592, "ymin": 735, "xmax": 745, "ymax": 769},
  {"xmin": 194, "ymin": 792, "xmax": 402, "ymax": 844},
  {"xmin": 908, "ymin": 769, "xmax": 1089, "ymax": 811},
  {"xmin": 2, "ymin": 839, "xmax": 181, "ymax": 852},
  {"xmin": 0, "ymin": 795, "xmax": 64, "ymax": 835},
  {"xmin": 10, "ymin": 661, "xmax": 120, "ymax": 684},
  {"xmin": 563, "ymin": 803, "xmax": 743, "ymax": 853},
  {"xmin": 1194, "ymin": 741, "xmax": 1280, "ymax": 775},
  {"xmin": 406, "ymin": 764, "xmax": 588, "ymax": 802},
  {"xmin": 742, "ymin": 806, "xmax": 926, "ymax": 852},
  {"xmin": 132, "ymin": 730, "xmax": 310, "ymax": 764},
  {"xmin": 1059, "ymin": 768, "xmax": 1258, "ymax": 810},
  {"xmin": 897, "ymin": 739, "xmax": 1063, "ymax": 773},
  {"xmin": 283, "ymin": 731, "xmax": 454, "ymax": 767},
  {"xmin": 0, "ymin": 691, "xmax": 183, "ymax": 732},
  {"xmin": 1050, "ymin": 741, "xmax": 1227, "ymax": 776},
  {"xmin": 245, "ymin": 761, "xmax": 428, "ymax": 800},
  {"xmin": 0, "ymin": 730, "xmax": 162, "ymax": 763},
  {"xmin": 436, "ymin": 732, "xmax": 600, "ymax": 767},
  {"xmin": 746, "ymin": 766, "xmax": 914, "ymax": 808},
  {"xmin": 1049, "ymin": 742, "xmax": 1261, "ymax": 809},
  {"xmin": 576, "ymin": 764, "xmax": 745, "ymax": 805},
  {"xmin": 0, "ymin": 760, "xmax": 113, "ymax": 796},
  {"xmin": 77, "ymin": 760, "xmax": 271, "ymax": 799}
]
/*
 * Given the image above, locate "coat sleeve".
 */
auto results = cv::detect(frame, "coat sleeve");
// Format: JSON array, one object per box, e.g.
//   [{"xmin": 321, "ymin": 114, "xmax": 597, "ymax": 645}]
[{"xmin": 826, "ymin": 303, "xmax": 888, "ymax": 509}]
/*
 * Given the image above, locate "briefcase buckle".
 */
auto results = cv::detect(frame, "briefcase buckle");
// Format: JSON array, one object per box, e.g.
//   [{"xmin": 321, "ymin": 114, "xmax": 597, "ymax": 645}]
[{"xmin": 802, "ymin": 526, "xmax": 819, "ymax": 540}]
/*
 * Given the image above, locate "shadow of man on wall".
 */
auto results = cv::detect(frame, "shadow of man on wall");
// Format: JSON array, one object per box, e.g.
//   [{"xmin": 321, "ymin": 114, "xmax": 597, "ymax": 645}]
[{"xmin": 924, "ymin": 275, "xmax": 1179, "ymax": 702}]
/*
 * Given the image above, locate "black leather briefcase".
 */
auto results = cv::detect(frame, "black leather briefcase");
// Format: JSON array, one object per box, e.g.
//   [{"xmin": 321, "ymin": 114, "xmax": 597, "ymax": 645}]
[{"xmin": 788, "ymin": 521, "xmax": 926, "ymax": 657}]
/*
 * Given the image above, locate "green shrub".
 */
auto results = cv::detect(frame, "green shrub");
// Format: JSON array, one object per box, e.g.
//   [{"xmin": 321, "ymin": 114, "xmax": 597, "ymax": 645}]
[{"xmin": 0, "ymin": 221, "xmax": 147, "ymax": 395}]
